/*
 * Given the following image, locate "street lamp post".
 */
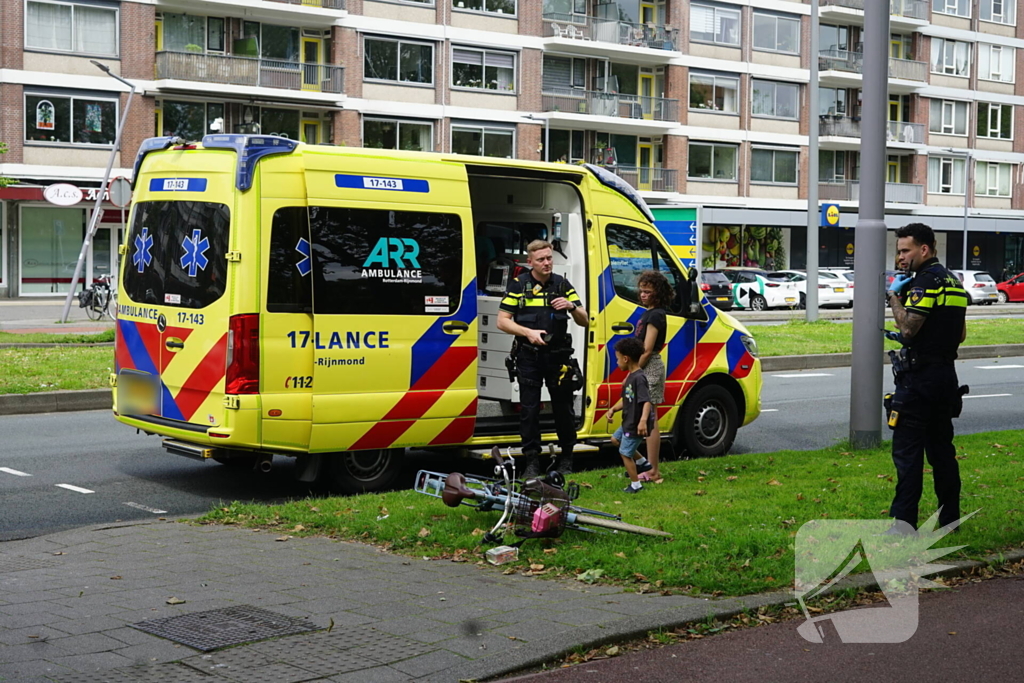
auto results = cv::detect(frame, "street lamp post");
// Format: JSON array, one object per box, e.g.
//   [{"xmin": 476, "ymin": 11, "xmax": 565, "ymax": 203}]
[
  {"xmin": 806, "ymin": 0, "xmax": 820, "ymax": 319},
  {"xmin": 60, "ymin": 62, "xmax": 137, "ymax": 324}
]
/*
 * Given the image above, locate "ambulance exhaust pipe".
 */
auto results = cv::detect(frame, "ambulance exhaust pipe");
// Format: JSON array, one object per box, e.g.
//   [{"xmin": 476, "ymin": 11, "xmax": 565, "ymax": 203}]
[{"xmin": 255, "ymin": 454, "xmax": 273, "ymax": 473}]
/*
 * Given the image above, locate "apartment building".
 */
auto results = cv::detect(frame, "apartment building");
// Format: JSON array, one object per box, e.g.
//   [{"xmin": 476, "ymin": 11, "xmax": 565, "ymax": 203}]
[{"xmin": 1, "ymin": 0, "xmax": 1023, "ymax": 297}]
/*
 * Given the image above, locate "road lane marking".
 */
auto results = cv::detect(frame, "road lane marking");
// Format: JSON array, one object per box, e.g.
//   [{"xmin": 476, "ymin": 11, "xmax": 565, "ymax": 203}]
[
  {"xmin": 975, "ymin": 365, "xmax": 1024, "ymax": 369},
  {"xmin": 123, "ymin": 502, "xmax": 168, "ymax": 514},
  {"xmin": 963, "ymin": 393, "xmax": 1012, "ymax": 399},
  {"xmin": 761, "ymin": 409, "xmax": 779, "ymax": 412},
  {"xmin": 56, "ymin": 484, "xmax": 94, "ymax": 494},
  {"xmin": 0, "ymin": 467, "xmax": 32, "ymax": 477},
  {"xmin": 772, "ymin": 373, "xmax": 835, "ymax": 378}
]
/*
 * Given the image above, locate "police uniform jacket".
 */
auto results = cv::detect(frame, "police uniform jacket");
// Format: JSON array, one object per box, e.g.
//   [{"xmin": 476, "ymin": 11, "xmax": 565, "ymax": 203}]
[
  {"xmin": 899, "ymin": 258, "xmax": 968, "ymax": 364},
  {"xmin": 499, "ymin": 271, "xmax": 582, "ymax": 348}
]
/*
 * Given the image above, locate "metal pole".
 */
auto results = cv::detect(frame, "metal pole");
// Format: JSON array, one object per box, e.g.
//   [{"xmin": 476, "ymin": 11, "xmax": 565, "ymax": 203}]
[
  {"xmin": 544, "ymin": 117, "xmax": 550, "ymax": 163},
  {"xmin": 61, "ymin": 66, "xmax": 136, "ymax": 323},
  {"xmin": 963, "ymin": 151, "xmax": 971, "ymax": 270},
  {"xmin": 805, "ymin": 0, "xmax": 820, "ymax": 319},
  {"xmin": 848, "ymin": 1, "xmax": 889, "ymax": 449}
]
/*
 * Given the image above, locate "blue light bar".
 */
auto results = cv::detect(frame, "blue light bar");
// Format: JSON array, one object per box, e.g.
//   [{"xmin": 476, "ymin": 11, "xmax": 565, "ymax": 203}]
[
  {"xmin": 130, "ymin": 137, "xmax": 177, "ymax": 190},
  {"xmin": 201, "ymin": 134, "xmax": 299, "ymax": 191},
  {"xmin": 583, "ymin": 163, "xmax": 656, "ymax": 224}
]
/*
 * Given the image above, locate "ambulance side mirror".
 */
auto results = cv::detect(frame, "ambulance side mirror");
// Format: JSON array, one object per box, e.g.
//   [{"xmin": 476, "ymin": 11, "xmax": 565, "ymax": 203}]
[{"xmin": 684, "ymin": 267, "xmax": 702, "ymax": 318}]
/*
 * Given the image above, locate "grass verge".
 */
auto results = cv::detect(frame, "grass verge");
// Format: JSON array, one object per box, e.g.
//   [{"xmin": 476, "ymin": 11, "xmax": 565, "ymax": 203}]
[
  {"xmin": 0, "ymin": 347, "xmax": 113, "ymax": 393},
  {"xmin": 198, "ymin": 430, "xmax": 1024, "ymax": 598},
  {"xmin": 0, "ymin": 329, "xmax": 115, "ymax": 344}
]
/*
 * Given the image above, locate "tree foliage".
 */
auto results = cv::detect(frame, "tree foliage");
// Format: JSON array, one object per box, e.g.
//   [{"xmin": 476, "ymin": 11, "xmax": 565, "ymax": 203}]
[{"xmin": 0, "ymin": 141, "xmax": 15, "ymax": 188}]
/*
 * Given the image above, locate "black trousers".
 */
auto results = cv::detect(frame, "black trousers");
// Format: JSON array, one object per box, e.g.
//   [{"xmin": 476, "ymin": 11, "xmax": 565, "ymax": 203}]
[
  {"xmin": 517, "ymin": 346, "xmax": 576, "ymax": 458},
  {"xmin": 889, "ymin": 363, "xmax": 962, "ymax": 529}
]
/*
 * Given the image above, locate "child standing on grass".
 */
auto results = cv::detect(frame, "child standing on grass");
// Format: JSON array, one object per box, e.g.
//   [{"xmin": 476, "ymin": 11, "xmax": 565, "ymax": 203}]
[{"xmin": 604, "ymin": 336, "xmax": 655, "ymax": 494}]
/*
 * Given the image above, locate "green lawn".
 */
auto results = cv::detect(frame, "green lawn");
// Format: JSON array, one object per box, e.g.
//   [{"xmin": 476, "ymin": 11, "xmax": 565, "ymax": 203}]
[
  {"xmin": 199, "ymin": 431, "xmax": 1024, "ymax": 598},
  {"xmin": 0, "ymin": 347, "xmax": 113, "ymax": 393},
  {"xmin": 0, "ymin": 329, "xmax": 115, "ymax": 344}
]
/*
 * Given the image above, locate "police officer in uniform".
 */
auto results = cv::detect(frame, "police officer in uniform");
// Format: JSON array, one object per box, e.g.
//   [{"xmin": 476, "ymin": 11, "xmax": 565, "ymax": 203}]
[
  {"xmin": 885, "ymin": 223, "xmax": 968, "ymax": 533},
  {"xmin": 497, "ymin": 240, "xmax": 588, "ymax": 476}
]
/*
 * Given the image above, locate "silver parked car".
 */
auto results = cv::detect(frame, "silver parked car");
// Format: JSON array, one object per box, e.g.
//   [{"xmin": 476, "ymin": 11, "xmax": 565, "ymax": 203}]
[{"xmin": 951, "ymin": 270, "xmax": 999, "ymax": 305}]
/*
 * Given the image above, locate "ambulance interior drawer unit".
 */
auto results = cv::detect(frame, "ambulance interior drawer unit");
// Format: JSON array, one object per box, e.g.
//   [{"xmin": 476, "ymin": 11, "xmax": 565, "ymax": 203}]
[{"xmin": 477, "ymin": 296, "xmax": 552, "ymax": 403}]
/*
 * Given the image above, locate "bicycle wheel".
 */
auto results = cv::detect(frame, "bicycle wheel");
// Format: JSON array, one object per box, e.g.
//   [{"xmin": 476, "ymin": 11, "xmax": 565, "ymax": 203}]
[
  {"xmin": 85, "ymin": 292, "xmax": 102, "ymax": 321},
  {"xmin": 572, "ymin": 513, "xmax": 673, "ymax": 538},
  {"xmin": 107, "ymin": 289, "xmax": 118, "ymax": 318}
]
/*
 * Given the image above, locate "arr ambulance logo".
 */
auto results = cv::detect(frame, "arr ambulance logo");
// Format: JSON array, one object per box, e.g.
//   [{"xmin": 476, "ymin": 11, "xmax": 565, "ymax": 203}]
[{"xmin": 362, "ymin": 237, "xmax": 423, "ymax": 284}]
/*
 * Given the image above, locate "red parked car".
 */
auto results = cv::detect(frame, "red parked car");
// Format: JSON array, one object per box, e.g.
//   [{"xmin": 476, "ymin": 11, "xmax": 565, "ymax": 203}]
[{"xmin": 997, "ymin": 273, "xmax": 1024, "ymax": 303}]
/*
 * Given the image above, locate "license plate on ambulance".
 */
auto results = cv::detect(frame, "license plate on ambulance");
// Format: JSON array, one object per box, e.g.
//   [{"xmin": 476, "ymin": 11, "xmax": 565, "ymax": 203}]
[{"xmin": 117, "ymin": 370, "xmax": 158, "ymax": 415}]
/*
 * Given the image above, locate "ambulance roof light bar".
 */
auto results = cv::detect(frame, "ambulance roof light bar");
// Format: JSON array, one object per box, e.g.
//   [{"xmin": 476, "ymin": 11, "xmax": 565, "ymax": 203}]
[{"xmin": 202, "ymin": 134, "xmax": 299, "ymax": 191}]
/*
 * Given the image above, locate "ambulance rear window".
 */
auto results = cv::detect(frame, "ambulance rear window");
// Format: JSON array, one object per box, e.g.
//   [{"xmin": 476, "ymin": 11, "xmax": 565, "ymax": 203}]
[{"xmin": 123, "ymin": 201, "xmax": 230, "ymax": 309}]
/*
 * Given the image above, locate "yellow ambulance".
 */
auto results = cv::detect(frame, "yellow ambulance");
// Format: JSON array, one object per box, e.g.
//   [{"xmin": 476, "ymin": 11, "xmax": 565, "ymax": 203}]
[{"xmin": 113, "ymin": 135, "xmax": 761, "ymax": 492}]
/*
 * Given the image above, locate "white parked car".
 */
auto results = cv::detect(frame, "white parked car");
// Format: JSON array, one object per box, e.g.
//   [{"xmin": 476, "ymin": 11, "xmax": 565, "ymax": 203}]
[
  {"xmin": 720, "ymin": 267, "xmax": 799, "ymax": 310},
  {"xmin": 951, "ymin": 270, "xmax": 999, "ymax": 305},
  {"xmin": 815, "ymin": 270, "xmax": 854, "ymax": 308},
  {"xmin": 768, "ymin": 270, "xmax": 848, "ymax": 309}
]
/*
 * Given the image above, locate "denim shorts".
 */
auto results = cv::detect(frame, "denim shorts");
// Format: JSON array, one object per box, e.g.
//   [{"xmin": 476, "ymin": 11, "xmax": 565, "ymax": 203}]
[{"xmin": 612, "ymin": 426, "xmax": 643, "ymax": 458}]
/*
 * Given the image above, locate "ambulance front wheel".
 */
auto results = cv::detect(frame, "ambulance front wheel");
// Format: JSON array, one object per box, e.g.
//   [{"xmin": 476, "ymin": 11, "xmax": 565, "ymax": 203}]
[
  {"xmin": 677, "ymin": 385, "xmax": 737, "ymax": 458},
  {"xmin": 325, "ymin": 448, "xmax": 403, "ymax": 494}
]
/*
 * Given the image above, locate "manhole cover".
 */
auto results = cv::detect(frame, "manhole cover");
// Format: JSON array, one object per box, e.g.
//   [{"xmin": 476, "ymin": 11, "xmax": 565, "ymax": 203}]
[
  {"xmin": 131, "ymin": 605, "xmax": 320, "ymax": 651},
  {"xmin": 0, "ymin": 555, "xmax": 58, "ymax": 573}
]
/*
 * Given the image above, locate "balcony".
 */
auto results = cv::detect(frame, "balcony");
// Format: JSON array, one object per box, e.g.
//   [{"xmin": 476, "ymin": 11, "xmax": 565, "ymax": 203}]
[
  {"xmin": 819, "ymin": 181, "xmax": 923, "ymax": 204},
  {"xmin": 543, "ymin": 13, "xmax": 678, "ymax": 51},
  {"xmin": 818, "ymin": 117, "xmax": 925, "ymax": 144},
  {"xmin": 267, "ymin": 0, "xmax": 346, "ymax": 7},
  {"xmin": 600, "ymin": 166, "xmax": 677, "ymax": 193},
  {"xmin": 887, "ymin": 120, "xmax": 924, "ymax": 144},
  {"xmin": 820, "ymin": 0, "xmax": 928, "ymax": 20},
  {"xmin": 889, "ymin": 57, "xmax": 927, "ymax": 81},
  {"xmin": 818, "ymin": 50, "xmax": 926, "ymax": 82},
  {"xmin": 156, "ymin": 51, "xmax": 345, "ymax": 94},
  {"xmin": 542, "ymin": 88, "xmax": 678, "ymax": 121}
]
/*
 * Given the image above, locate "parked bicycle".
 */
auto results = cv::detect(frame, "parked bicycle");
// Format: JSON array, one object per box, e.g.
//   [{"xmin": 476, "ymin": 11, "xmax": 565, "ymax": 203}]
[
  {"xmin": 79, "ymin": 273, "xmax": 118, "ymax": 321},
  {"xmin": 415, "ymin": 447, "xmax": 672, "ymax": 543}
]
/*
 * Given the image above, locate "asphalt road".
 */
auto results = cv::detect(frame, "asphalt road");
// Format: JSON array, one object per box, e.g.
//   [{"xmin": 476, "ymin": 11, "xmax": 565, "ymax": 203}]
[
  {"xmin": 508, "ymin": 576, "xmax": 1024, "ymax": 683},
  {"xmin": 1, "ymin": 356, "xmax": 1021, "ymax": 541}
]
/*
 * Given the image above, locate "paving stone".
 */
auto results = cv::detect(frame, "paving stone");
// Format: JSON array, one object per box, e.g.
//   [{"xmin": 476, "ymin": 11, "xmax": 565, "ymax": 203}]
[
  {"xmin": 103, "ymin": 662, "xmax": 215, "ymax": 683},
  {"xmin": 47, "ymin": 633, "xmax": 126, "ymax": 656},
  {"xmin": 434, "ymin": 631, "xmax": 525, "ymax": 659},
  {"xmin": 218, "ymin": 661, "xmax": 322, "ymax": 683},
  {"xmin": 44, "ymin": 670, "xmax": 132, "ymax": 683},
  {"xmin": 348, "ymin": 638, "xmax": 435, "ymax": 665},
  {"xmin": 325, "ymin": 665, "xmax": 417, "ymax": 683},
  {"xmin": 0, "ymin": 659, "xmax": 76, "ymax": 681},
  {"xmin": 493, "ymin": 619, "xmax": 569, "ymax": 643},
  {"xmin": 387, "ymin": 649, "xmax": 470, "ymax": 677},
  {"xmin": 46, "ymin": 652, "xmax": 136, "ymax": 673}
]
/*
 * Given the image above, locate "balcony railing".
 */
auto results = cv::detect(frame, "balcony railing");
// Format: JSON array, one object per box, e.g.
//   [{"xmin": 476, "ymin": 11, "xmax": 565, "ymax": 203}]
[
  {"xmin": 542, "ymin": 88, "xmax": 678, "ymax": 121},
  {"xmin": 821, "ymin": 0, "xmax": 928, "ymax": 18},
  {"xmin": 599, "ymin": 166, "xmax": 677, "ymax": 193},
  {"xmin": 543, "ymin": 13, "xmax": 678, "ymax": 51},
  {"xmin": 267, "ymin": 0, "xmax": 346, "ymax": 7},
  {"xmin": 156, "ymin": 51, "xmax": 345, "ymax": 94},
  {"xmin": 818, "ymin": 50, "xmax": 927, "ymax": 81},
  {"xmin": 887, "ymin": 120, "xmax": 924, "ymax": 143},
  {"xmin": 819, "ymin": 181, "xmax": 923, "ymax": 204},
  {"xmin": 818, "ymin": 117, "xmax": 925, "ymax": 143}
]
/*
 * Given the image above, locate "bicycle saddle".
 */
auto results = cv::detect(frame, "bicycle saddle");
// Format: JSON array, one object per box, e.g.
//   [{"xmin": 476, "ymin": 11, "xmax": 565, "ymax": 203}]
[{"xmin": 441, "ymin": 472, "xmax": 476, "ymax": 507}]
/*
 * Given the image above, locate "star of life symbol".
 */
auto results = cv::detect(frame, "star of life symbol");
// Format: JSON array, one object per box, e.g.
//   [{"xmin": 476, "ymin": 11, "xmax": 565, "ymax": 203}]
[
  {"xmin": 180, "ymin": 229, "xmax": 210, "ymax": 278},
  {"xmin": 133, "ymin": 227, "xmax": 153, "ymax": 273},
  {"xmin": 295, "ymin": 237, "xmax": 311, "ymax": 277},
  {"xmin": 792, "ymin": 510, "xmax": 976, "ymax": 644}
]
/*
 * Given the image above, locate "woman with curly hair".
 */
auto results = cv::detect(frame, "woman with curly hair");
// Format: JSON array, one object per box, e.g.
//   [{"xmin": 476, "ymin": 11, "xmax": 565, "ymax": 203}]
[{"xmin": 634, "ymin": 269, "xmax": 674, "ymax": 481}]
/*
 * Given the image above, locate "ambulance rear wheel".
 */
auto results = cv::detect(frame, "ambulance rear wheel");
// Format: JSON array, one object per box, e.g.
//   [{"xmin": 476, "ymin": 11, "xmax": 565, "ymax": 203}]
[
  {"xmin": 677, "ymin": 385, "xmax": 737, "ymax": 458},
  {"xmin": 325, "ymin": 448, "xmax": 403, "ymax": 494}
]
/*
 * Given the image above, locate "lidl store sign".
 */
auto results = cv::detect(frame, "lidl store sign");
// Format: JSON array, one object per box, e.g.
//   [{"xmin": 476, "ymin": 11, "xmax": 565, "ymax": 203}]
[
  {"xmin": 652, "ymin": 207, "xmax": 699, "ymax": 271},
  {"xmin": 821, "ymin": 203, "xmax": 841, "ymax": 227}
]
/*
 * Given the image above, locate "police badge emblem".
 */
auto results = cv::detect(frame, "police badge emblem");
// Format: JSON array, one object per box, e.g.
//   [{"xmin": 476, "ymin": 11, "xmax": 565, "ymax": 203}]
[{"xmin": 908, "ymin": 287, "xmax": 925, "ymax": 305}]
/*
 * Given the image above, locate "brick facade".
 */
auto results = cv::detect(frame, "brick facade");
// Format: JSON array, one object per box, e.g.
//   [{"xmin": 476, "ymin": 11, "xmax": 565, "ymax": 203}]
[
  {"xmin": 0, "ymin": 0, "xmax": 23, "ymax": 70},
  {"xmin": 0, "ymin": 83, "xmax": 24, "ymax": 164},
  {"xmin": 120, "ymin": 2, "xmax": 155, "ymax": 81}
]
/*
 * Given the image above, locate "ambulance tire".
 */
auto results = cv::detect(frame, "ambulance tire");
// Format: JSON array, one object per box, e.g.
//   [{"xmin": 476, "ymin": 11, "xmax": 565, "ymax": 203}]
[
  {"xmin": 677, "ymin": 384, "xmax": 737, "ymax": 458},
  {"xmin": 325, "ymin": 448, "xmax": 403, "ymax": 494}
]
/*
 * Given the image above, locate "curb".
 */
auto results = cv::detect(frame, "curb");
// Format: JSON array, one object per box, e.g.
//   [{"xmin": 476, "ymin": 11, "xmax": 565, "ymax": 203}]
[{"xmin": 466, "ymin": 546, "xmax": 1024, "ymax": 683}]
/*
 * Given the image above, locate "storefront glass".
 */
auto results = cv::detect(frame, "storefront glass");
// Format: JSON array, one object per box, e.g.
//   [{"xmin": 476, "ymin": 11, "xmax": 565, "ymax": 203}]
[{"xmin": 20, "ymin": 206, "xmax": 84, "ymax": 295}]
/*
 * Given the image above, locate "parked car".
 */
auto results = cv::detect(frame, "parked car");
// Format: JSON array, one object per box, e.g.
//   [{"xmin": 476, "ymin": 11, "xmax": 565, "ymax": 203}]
[
  {"xmin": 997, "ymin": 272, "xmax": 1024, "ymax": 303},
  {"xmin": 768, "ymin": 270, "xmax": 847, "ymax": 309},
  {"xmin": 815, "ymin": 270, "xmax": 854, "ymax": 308},
  {"xmin": 951, "ymin": 270, "xmax": 998, "ymax": 305},
  {"xmin": 720, "ymin": 267, "xmax": 799, "ymax": 311},
  {"xmin": 699, "ymin": 270, "xmax": 734, "ymax": 310}
]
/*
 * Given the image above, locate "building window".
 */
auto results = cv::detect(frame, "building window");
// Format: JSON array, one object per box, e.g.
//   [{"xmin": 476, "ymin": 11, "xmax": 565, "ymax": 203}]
[
  {"xmin": 26, "ymin": 0, "xmax": 118, "ymax": 56},
  {"xmin": 364, "ymin": 118, "xmax": 434, "ymax": 151},
  {"xmin": 978, "ymin": 45, "xmax": 1014, "ymax": 82},
  {"xmin": 820, "ymin": 87, "xmax": 847, "ymax": 115},
  {"xmin": 688, "ymin": 142, "xmax": 737, "ymax": 181},
  {"xmin": 260, "ymin": 108, "xmax": 300, "ymax": 139},
  {"xmin": 927, "ymin": 156, "xmax": 966, "ymax": 194},
  {"xmin": 977, "ymin": 103, "xmax": 1013, "ymax": 139},
  {"xmin": 981, "ymin": 0, "xmax": 1015, "ymax": 25},
  {"xmin": 690, "ymin": 4, "xmax": 740, "ymax": 47},
  {"xmin": 933, "ymin": 0, "xmax": 970, "ymax": 18},
  {"xmin": 976, "ymin": 161, "xmax": 1012, "ymax": 197},
  {"xmin": 457, "ymin": 0, "xmax": 516, "ymax": 15},
  {"xmin": 931, "ymin": 38, "xmax": 970, "ymax": 76},
  {"xmin": 24, "ymin": 93, "xmax": 117, "ymax": 145},
  {"xmin": 819, "ymin": 150, "xmax": 847, "ymax": 182},
  {"xmin": 752, "ymin": 80, "xmax": 798, "ymax": 119},
  {"xmin": 452, "ymin": 47, "xmax": 516, "ymax": 92},
  {"xmin": 751, "ymin": 148, "xmax": 798, "ymax": 184},
  {"xmin": 159, "ymin": 101, "xmax": 224, "ymax": 139},
  {"xmin": 689, "ymin": 73, "xmax": 738, "ymax": 113},
  {"xmin": 452, "ymin": 125, "xmax": 514, "ymax": 158},
  {"xmin": 929, "ymin": 99, "xmax": 968, "ymax": 135},
  {"xmin": 364, "ymin": 37, "xmax": 434, "ymax": 85},
  {"xmin": 752, "ymin": 13, "xmax": 799, "ymax": 54}
]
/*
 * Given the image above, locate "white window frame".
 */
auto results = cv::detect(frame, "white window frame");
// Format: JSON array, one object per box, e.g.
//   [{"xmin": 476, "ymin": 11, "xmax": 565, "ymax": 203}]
[
  {"xmin": 23, "ymin": 91, "xmax": 120, "ymax": 147},
  {"xmin": 0, "ymin": 201, "xmax": 6, "ymax": 287},
  {"xmin": 933, "ymin": 0, "xmax": 970, "ymax": 18},
  {"xmin": 927, "ymin": 156, "xmax": 966, "ymax": 195},
  {"xmin": 978, "ymin": 44, "xmax": 1015, "ymax": 83},
  {"xmin": 451, "ymin": 46, "xmax": 517, "ymax": 93},
  {"xmin": 362, "ymin": 117, "xmax": 435, "ymax": 152},
  {"xmin": 24, "ymin": 0, "xmax": 119, "ymax": 57},
  {"xmin": 931, "ymin": 38, "xmax": 970, "ymax": 77},
  {"xmin": 752, "ymin": 12, "xmax": 799, "ymax": 55},
  {"xmin": 978, "ymin": 102, "xmax": 1013, "ymax": 139},
  {"xmin": 976, "ymin": 161, "xmax": 1012, "ymax": 197},
  {"xmin": 363, "ymin": 36, "xmax": 435, "ymax": 86},
  {"xmin": 687, "ymin": 141, "xmax": 738, "ymax": 181},
  {"xmin": 690, "ymin": 3, "xmax": 741, "ymax": 47},
  {"xmin": 980, "ymin": 0, "xmax": 1014, "ymax": 24},
  {"xmin": 688, "ymin": 72, "xmax": 739, "ymax": 114},
  {"xmin": 929, "ymin": 98, "xmax": 969, "ymax": 135},
  {"xmin": 751, "ymin": 79, "xmax": 799, "ymax": 119},
  {"xmin": 750, "ymin": 146, "xmax": 799, "ymax": 185},
  {"xmin": 453, "ymin": 0, "xmax": 516, "ymax": 16},
  {"xmin": 451, "ymin": 124, "xmax": 515, "ymax": 158},
  {"xmin": 819, "ymin": 149, "xmax": 847, "ymax": 182}
]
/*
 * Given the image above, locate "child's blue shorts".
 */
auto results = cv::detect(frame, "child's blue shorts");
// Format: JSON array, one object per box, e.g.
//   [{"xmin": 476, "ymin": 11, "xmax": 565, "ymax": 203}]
[{"xmin": 612, "ymin": 426, "xmax": 643, "ymax": 458}]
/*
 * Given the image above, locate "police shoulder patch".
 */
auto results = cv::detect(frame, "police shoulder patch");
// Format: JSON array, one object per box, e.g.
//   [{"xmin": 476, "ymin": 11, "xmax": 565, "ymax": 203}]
[{"xmin": 908, "ymin": 287, "xmax": 925, "ymax": 305}]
